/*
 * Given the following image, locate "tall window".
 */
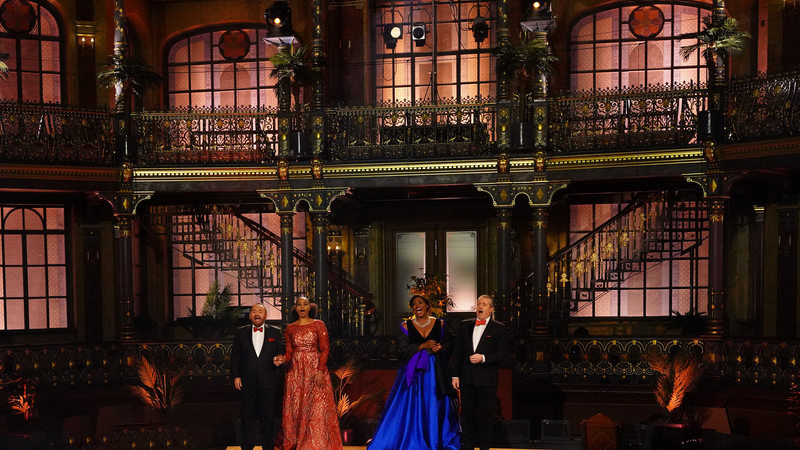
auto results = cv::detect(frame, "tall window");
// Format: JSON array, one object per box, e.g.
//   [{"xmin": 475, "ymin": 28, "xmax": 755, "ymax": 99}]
[
  {"xmin": 166, "ymin": 26, "xmax": 285, "ymax": 109},
  {"xmin": 375, "ymin": 1, "xmax": 496, "ymax": 103},
  {"xmin": 0, "ymin": 206, "xmax": 69, "ymax": 330},
  {"xmin": 0, "ymin": 0, "xmax": 63, "ymax": 102},
  {"xmin": 570, "ymin": 3, "xmax": 712, "ymax": 91}
]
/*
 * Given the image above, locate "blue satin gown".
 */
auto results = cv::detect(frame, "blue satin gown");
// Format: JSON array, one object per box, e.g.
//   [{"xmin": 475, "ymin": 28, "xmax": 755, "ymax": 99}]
[{"xmin": 368, "ymin": 318, "xmax": 461, "ymax": 450}]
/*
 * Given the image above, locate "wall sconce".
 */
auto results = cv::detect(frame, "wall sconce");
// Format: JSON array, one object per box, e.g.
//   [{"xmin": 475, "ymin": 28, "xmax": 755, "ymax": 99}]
[
  {"xmin": 327, "ymin": 229, "xmax": 344, "ymax": 265},
  {"xmin": 75, "ymin": 21, "xmax": 97, "ymax": 60},
  {"xmin": 354, "ymin": 228, "xmax": 369, "ymax": 265}
]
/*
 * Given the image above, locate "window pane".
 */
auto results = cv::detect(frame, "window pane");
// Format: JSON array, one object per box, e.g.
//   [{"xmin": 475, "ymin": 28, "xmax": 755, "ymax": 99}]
[
  {"xmin": 28, "ymin": 267, "xmax": 46, "ymax": 297},
  {"xmin": 446, "ymin": 231, "xmax": 477, "ymax": 312},
  {"xmin": 174, "ymin": 296, "xmax": 193, "ymax": 319},
  {"xmin": 48, "ymin": 266, "xmax": 66, "ymax": 297},
  {"xmin": 47, "ymin": 235, "xmax": 65, "ymax": 264},
  {"xmin": 6, "ymin": 299, "xmax": 25, "ymax": 329},
  {"xmin": 27, "ymin": 235, "xmax": 45, "ymax": 265},
  {"xmin": 49, "ymin": 298, "xmax": 67, "ymax": 328},
  {"xmin": 395, "ymin": 232, "xmax": 426, "ymax": 312},
  {"xmin": 29, "ymin": 298, "xmax": 47, "ymax": 329},
  {"xmin": 5, "ymin": 235, "xmax": 22, "ymax": 265}
]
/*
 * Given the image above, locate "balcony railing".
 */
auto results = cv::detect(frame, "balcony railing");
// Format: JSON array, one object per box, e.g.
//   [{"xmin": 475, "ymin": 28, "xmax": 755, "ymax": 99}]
[
  {"xmin": 2, "ymin": 72, "xmax": 800, "ymax": 167},
  {"xmin": 1, "ymin": 336, "xmax": 797, "ymax": 389},
  {"xmin": 0, "ymin": 100, "xmax": 114, "ymax": 165},
  {"xmin": 549, "ymin": 82, "xmax": 706, "ymax": 153},
  {"xmin": 729, "ymin": 71, "xmax": 800, "ymax": 142}
]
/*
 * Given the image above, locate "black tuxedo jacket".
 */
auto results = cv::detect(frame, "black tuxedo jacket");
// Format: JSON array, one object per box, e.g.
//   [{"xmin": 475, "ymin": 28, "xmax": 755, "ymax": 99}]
[
  {"xmin": 231, "ymin": 324, "xmax": 284, "ymax": 389},
  {"xmin": 449, "ymin": 318, "xmax": 508, "ymax": 387}
]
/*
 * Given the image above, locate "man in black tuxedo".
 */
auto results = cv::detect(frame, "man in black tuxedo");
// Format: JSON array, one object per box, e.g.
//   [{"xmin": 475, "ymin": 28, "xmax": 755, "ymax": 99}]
[
  {"xmin": 231, "ymin": 303, "xmax": 284, "ymax": 450},
  {"xmin": 450, "ymin": 294, "xmax": 508, "ymax": 450}
]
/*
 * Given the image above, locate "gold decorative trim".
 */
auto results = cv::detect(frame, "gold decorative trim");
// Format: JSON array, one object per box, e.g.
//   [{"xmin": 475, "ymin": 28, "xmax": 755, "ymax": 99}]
[
  {"xmin": 719, "ymin": 139, "xmax": 800, "ymax": 160},
  {"xmin": 0, "ymin": 165, "xmax": 118, "ymax": 181},
  {"xmin": 546, "ymin": 148, "xmax": 704, "ymax": 169},
  {"xmin": 133, "ymin": 167, "xmax": 278, "ymax": 182}
]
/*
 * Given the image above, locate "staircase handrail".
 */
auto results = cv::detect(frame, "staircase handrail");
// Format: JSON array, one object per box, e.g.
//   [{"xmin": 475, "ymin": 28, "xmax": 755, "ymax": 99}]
[{"xmin": 229, "ymin": 208, "xmax": 371, "ymax": 300}]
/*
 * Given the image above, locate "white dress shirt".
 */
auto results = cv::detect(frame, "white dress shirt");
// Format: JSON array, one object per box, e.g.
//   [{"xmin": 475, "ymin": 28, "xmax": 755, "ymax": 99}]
[
  {"xmin": 472, "ymin": 317, "xmax": 489, "ymax": 358},
  {"xmin": 252, "ymin": 324, "xmax": 264, "ymax": 357}
]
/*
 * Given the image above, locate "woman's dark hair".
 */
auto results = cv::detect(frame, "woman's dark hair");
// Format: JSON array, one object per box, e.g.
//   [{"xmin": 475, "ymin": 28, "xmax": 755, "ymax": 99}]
[
  {"xmin": 408, "ymin": 294, "xmax": 431, "ymax": 309},
  {"xmin": 290, "ymin": 299, "xmax": 318, "ymax": 322}
]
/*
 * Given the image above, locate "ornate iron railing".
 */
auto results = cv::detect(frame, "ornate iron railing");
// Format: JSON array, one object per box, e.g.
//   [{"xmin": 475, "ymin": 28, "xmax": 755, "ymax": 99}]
[
  {"xmin": 325, "ymin": 97, "xmax": 496, "ymax": 161},
  {"xmin": 1, "ymin": 337, "xmax": 798, "ymax": 389},
  {"xmin": 0, "ymin": 101, "xmax": 114, "ymax": 165},
  {"xmin": 549, "ymin": 82, "xmax": 706, "ymax": 153},
  {"xmin": 729, "ymin": 71, "xmax": 800, "ymax": 141},
  {"xmin": 135, "ymin": 106, "xmax": 280, "ymax": 165}
]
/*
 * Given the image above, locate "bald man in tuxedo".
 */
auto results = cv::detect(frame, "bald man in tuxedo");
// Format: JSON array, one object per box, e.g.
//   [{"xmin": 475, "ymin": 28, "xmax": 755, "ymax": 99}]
[
  {"xmin": 450, "ymin": 295, "xmax": 508, "ymax": 450},
  {"xmin": 231, "ymin": 303, "xmax": 284, "ymax": 450}
]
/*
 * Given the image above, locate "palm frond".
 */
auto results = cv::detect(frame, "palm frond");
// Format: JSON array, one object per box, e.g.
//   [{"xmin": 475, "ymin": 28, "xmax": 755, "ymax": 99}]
[
  {"xmin": 136, "ymin": 357, "xmax": 159, "ymax": 390},
  {"xmin": 677, "ymin": 15, "xmax": 750, "ymax": 62},
  {"xmin": 97, "ymin": 54, "xmax": 163, "ymax": 96}
]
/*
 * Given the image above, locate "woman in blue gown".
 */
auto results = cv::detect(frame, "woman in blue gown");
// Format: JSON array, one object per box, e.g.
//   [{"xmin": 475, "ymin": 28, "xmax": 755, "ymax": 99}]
[{"xmin": 368, "ymin": 295, "xmax": 461, "ymax": 450}]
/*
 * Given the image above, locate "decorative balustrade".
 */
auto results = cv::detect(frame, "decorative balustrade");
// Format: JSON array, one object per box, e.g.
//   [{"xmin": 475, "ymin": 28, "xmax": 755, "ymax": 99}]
[
  {"xmin": 135, "ymin": 106, "xmax": 280, "ymax": 165},
  {"xmin": 549, "ymin": 82, "xmax": 706, "ymax": 153},
  {"xmin": 729, "ymin": 71, "xmax": 800, "ymax": 142},
  {"xmin": 1, "ymin": 337, "xmax": 799, "ymax": 389},
  {"xmin": 0, "ymin": 344, "xmax": 123, "ymax": 387},
  {"xmin": 325, "ymin": 97, "xmax": 496, "ymax": 160},
  {"xmin": 0, "ymin": 101, "xmax": 114, "ymax": 165},
  {"xmin": 5, "ymin": 73, "xmax": 800, "ymax": 166}
]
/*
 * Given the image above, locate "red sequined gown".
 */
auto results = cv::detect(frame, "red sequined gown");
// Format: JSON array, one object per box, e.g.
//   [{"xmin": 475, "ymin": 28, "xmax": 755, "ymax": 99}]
[{"xmin": 280, "ymin": 320, "xmax": 343, "ymax": 450}]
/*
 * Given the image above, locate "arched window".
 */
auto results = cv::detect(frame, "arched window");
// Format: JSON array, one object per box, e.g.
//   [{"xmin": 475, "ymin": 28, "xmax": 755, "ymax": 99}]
[
  {"xmin": 0, "ymin": 0, "xmax": 64, "ymax": 103},
  {"xmin": 570, "ymin": 3, "xmax": 712, "ymax": 91},
  {"xmin": 374, "ymin": 0, "xmax": 496, "ymax": 103},
  {"xmin": 165, "ymin": 25, "xmax": 285, "ymax": 109}
]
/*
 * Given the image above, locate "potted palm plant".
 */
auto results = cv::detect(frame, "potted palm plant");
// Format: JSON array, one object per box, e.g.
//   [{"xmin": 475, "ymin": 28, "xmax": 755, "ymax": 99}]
[
  {"xmin": 331, "ymin": 357, "xmax": 383, "ymax": 445},
  {"xmin": 269, "ymin": 45, "xmax": 316, "ymax": 156},
  {"xmin": 127, "ymin": 356, "xmax": 187, "ymax": 423},
  {"xmin": 181, "ymin": 279, "xmax": 239, "ymax": 339},
  {"xmin": 677, "ymin": 15, "xmax": 750, "ymax": 138},
  {"xmin": 494, "ymin": 32, "xmax": 558, "ymax": 149},
  {"xmin": 97, "ymin": 53, "xmax": 162, "ymax": 161},
  {"xmin": 646, "ymin": 352, "xmax": 707, "ymax": 450}
]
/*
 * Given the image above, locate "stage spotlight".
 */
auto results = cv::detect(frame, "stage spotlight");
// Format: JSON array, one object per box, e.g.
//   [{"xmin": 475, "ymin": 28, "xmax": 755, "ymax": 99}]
[
  {"xmin": 472, "ymin": 16, "xmax": 489, "ymax": 43},
  {"xmin": 411, "ymin": 22, "xmax": 427, "ymax": 46},
  {"xmin": 265, "ymin": 0, "xmax": 293, "ymax": 37},
  {"xmin": 530, "ymin": 0, "xmax": 551, "ymax": 18},
  {"xmin": 383, "ymin": 24, "xmax": 403, "ymax": 49}
]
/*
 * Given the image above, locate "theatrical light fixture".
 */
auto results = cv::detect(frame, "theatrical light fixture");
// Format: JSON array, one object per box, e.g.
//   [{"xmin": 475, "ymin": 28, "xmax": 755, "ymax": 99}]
[
  {"xmin": 265, "ymin": 0, "xmax": 293, "ymax": 37},
  {"xmin": 383, "ymin": 24, "xmax": 403, "ymax": 49},
  {"xmin": 472, "ymin": 16, "xmax": 489, "ymax": 43},
  {"xmin": 411, "ymin": 22, "xmax": 427, "ymax": 46},
  {"xmin": 529, "ymin": 0, "xmax": 551, "ymax": 18}
]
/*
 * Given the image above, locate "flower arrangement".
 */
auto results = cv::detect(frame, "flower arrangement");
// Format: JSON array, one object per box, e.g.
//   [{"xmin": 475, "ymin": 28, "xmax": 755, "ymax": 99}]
[{"xmin": 407, "ymin": 272, "xmax": 454, "ymax": 318}]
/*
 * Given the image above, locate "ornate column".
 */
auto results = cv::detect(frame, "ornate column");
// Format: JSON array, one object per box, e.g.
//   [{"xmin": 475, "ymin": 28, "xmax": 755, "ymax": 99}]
[
  {"xmin": 279, "ymin": 211, "xmax": 295, "ymax": 322},
  {"xmin": 706, "ymin": 198, "xmax": 726, "ymax": 335},
  {"xmin": 112, "ymin": 0, "xmax": 133, "ymax": 162},
  {"xmin": 97, "ymin": 163, "xmax": 152, "ymax": 342},
  {"xmin": 495, "ymin": 0, "xmax": 510, "ymax": 150},
  {"xmin": 686, "ymin": 171, "xmax": 743, "ymax": 336},
  {"xmin": 496, "ymin": 206, "xmax": 513, "ymax": 322},
  {"xmin": 531, "ymin": 207, "xmax": 549, "ymax": 336},
  {"xmin": 311, "ymin": 211, "xmax": 329, "ymax": 321},
  {"xmin": 309, "ymin": 0, "xmax": 326, "ymax": 156}
]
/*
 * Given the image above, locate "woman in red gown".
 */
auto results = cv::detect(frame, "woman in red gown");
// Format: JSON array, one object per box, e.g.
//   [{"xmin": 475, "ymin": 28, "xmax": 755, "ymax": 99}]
[{"xmin": 279, "ymin": 296, "xmax": 343, "ymax": 450}]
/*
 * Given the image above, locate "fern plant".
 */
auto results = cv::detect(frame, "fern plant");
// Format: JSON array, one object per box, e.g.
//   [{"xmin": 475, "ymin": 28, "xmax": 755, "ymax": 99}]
[
  {"xmin": 331, "ymin": 357, "xmax": 382, "ymax": 429},
  {"xmin": 648, "ymin": 352, "xmax": 706, "ymax": 422},
  {"xmin": 127, "ymin": 356, "xmax": 186, "ymax": 413}
]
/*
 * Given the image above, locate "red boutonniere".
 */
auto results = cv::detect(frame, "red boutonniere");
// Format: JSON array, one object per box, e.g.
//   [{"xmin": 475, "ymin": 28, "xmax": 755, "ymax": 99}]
[{"xmin": 268, "ymin": 338, "xmax": 275, "ymax": 342}]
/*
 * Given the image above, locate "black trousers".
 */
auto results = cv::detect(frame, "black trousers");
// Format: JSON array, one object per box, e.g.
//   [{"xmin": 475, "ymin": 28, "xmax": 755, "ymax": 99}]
[
  {"xmin": 240, "ymin": 385, "xmax": 276, "ymax": 450},
  {"xmin": 460, "ymin": 384, "xmax": 497, "ymax": 450}
]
